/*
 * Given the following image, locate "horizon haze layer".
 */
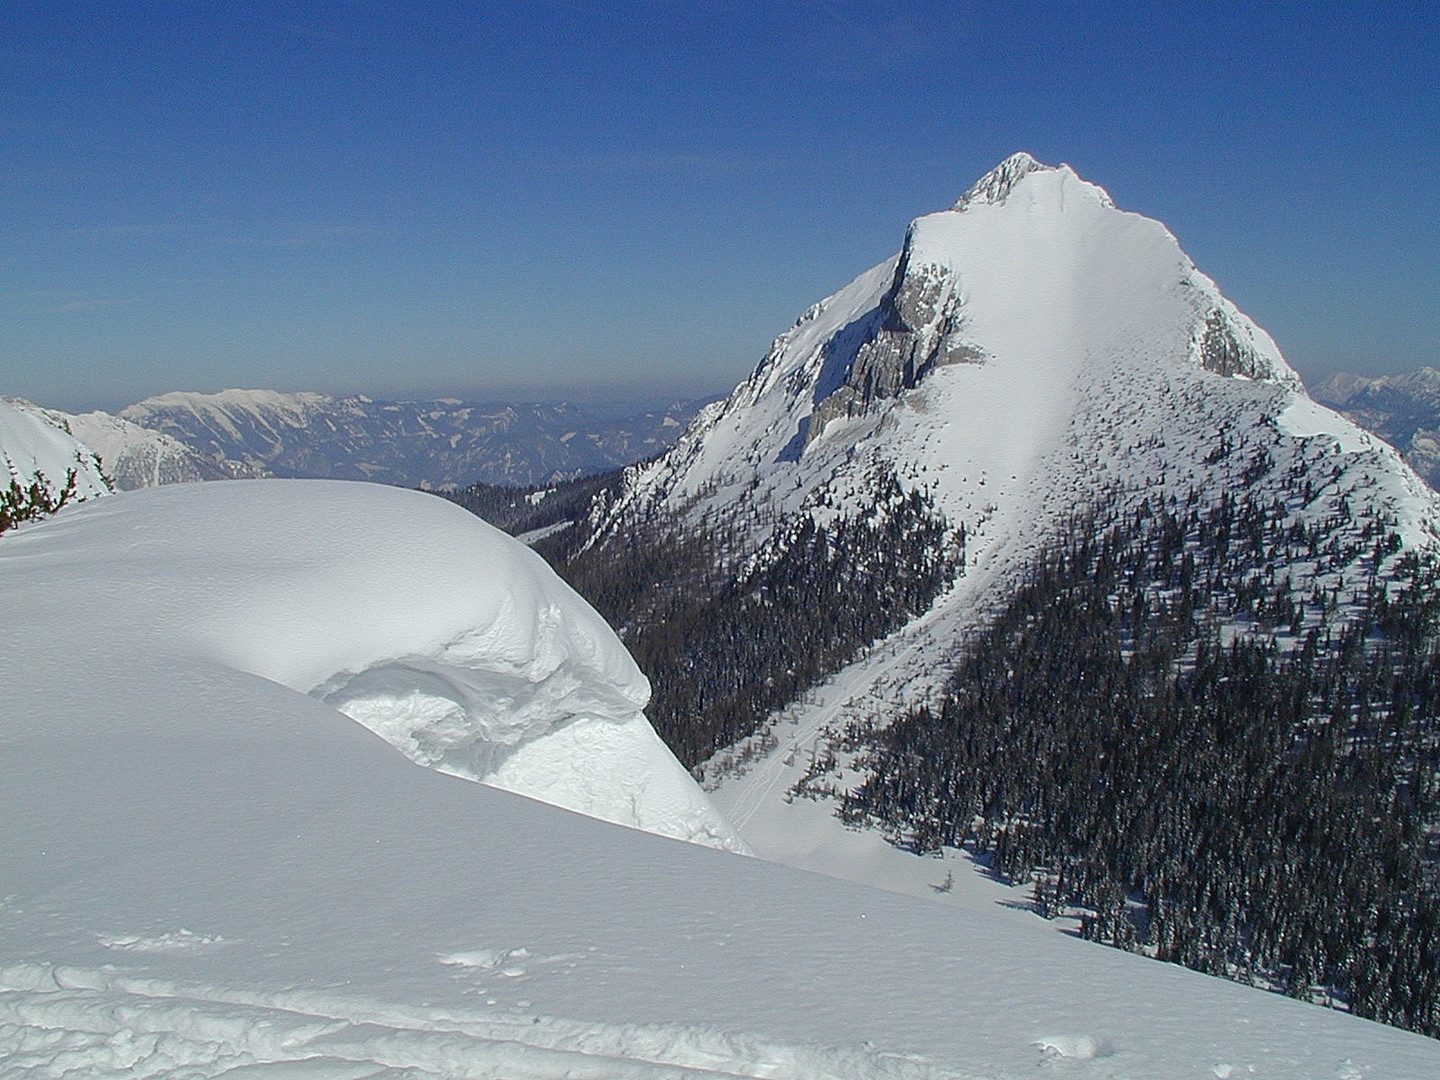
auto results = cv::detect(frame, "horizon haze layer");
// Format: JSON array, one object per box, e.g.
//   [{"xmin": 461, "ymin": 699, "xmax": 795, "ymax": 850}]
[{"xmin": 4, "ymin": 4, "xmax": 1436, "ymax": 410}]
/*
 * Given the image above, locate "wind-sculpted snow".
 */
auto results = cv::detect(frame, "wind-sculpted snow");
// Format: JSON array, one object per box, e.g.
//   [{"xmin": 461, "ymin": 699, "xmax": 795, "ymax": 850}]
[
  {"xmin": 0, "ymin": 962, "xmax": 970, "ymax": 1080},
  {"xmin": 0, "ymin": 479, "xmax": 740, "ymax": 850}
]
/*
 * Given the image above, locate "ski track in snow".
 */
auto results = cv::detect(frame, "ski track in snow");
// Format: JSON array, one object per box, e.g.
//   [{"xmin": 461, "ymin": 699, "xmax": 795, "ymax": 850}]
[{"xmin": 0, "ymin": 963, "xmax": 963, "ymax": 1080}]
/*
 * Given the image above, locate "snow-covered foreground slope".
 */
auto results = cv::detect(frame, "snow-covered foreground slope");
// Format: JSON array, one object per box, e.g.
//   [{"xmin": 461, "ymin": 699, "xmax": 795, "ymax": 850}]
[
  {"xmin": 0, "ymin": 480, "xmax": 739, "ymax": 849},
  {"xmin": 5, "ymin": 486, "xmax": 1440, "ymax": 1077}
]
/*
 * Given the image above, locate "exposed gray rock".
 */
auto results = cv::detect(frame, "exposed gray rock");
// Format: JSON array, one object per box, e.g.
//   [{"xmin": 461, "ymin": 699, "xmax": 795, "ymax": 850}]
[
  {"xmin": 1197, "ymin": 309, "xmax": 1275, "ymax": 381},
  {"xmin": 952, "ymin": 150, "xmax": 1047, "ymax": 210},
  {"xmin": 806, "ymin": 236, "xmax": 985, "ymax": 447}
]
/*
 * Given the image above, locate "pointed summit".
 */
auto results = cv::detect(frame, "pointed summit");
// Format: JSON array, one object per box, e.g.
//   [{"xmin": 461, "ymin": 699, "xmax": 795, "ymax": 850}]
[{"xmin": 953, "ymin": 151, "xmax": 1051, "ymax": 209}]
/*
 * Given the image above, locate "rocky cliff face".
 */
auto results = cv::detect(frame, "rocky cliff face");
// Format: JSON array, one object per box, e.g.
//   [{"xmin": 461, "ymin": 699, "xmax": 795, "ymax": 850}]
[
  {"xmin": 805, "ymin": 228, "xmax": 985, "ymax": 448},
  {"xmin": 1196, "ymin": 308, "xmax": 1279, "ymax": 381}
]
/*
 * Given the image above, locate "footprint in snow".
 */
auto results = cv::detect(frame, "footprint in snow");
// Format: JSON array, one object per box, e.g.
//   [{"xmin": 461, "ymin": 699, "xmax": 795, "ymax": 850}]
[
  {"xmin": 97, "ymin": 929, "xmax": 229, "ymax": 953},
  {"xmin": 1034, "ymin": 1034, "xmax": 1112, "ymax": 1061},
  {"xmin": 438, "ymin": 946, "xmax": 532, "ymax": 977}
]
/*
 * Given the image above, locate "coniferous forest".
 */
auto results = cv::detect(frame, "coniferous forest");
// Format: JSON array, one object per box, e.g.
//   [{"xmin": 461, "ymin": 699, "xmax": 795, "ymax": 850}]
[
  {"xmin": 443, "ymin": 469, "xmax": 627, "ymax": 537},
  {"xmin": 447, "ymin": 460, "xmax": 1440, "ymax": 1039},
  {"xmin": 536, "ymin": 471, "xmax": 959, "ymax": 767},
  {"xmin": 840, "ymin": 492, "xmax": 1440, "ymax": 1036},
  {"xmin": 0, "ymin": 469, "xmax": 81, "ymax": 537}
]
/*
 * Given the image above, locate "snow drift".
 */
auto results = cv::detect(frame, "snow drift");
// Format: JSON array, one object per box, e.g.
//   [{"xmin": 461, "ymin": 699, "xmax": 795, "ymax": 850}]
[{"xmin": 0, "ymin": 479, "xmax": 741, "ymax": 850}]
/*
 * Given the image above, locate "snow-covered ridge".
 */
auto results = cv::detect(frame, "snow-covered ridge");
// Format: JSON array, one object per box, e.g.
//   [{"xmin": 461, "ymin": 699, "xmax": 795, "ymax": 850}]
[
  {"xmin": 120, "ymin": 387, "xmax": 333, "ymax": 437},
  {"xmin": 0, "ymin": 398, "xmax": 110, "ymax": 502},
  {"xmin": 608, "ymin": 152, "xmax": 1312, "ymax": 538},
  {"xmin": 8, "ymin": 388, "xmax": 714, "ymax": 492}
]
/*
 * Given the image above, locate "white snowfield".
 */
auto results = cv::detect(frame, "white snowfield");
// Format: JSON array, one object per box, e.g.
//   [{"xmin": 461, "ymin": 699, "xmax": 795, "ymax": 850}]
[
  {"xmin": 0, "ymin": 398, "xmax": 110, "ymax": 500},
  {"xmin": 3, "ymin": 481, "xmax": 1440, "ymax": 1077}
]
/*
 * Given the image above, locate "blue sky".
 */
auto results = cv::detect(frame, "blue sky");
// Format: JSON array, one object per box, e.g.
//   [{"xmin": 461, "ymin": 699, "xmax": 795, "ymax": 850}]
[{"xmin": 3, "ymin": 1, "xmax": 1437, "ymax": 412}]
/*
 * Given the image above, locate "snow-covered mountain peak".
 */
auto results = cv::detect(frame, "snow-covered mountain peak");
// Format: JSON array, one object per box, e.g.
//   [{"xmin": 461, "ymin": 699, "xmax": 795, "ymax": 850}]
[
  {"xmin": 952, "ymin": 150, "xmax": 1049, "ymax": 208},
  {"xmin": 616, "ymin": 155, "xmax": 1317, "ymax": 532},
  {"xmin": 949, "ymin": 151, "xmax": 1109, "ymax": 213},
  {"xmin": 7, "ymin": 397, "xmax": 262, "ymax": 490}
]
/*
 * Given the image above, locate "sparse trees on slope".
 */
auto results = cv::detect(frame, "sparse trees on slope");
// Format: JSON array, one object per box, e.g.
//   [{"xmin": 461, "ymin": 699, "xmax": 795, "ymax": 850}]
[
  {"xmin": 0, "ymin": 469, "xmax": 81, "ymax": 536},
  {"xmin": 843, "ymin": 493, "xmax": 1440, "ymax": 1037}
]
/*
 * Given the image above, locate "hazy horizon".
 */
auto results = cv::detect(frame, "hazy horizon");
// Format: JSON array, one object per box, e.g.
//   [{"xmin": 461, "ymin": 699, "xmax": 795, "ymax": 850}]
[{"xmin": 5, "ymin": 3, "xmax": 1436, "ymax": 409}]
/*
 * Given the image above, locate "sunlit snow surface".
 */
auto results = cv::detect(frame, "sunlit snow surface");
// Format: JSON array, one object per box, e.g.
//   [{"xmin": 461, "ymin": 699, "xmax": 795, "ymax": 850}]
[
  {"xmin": 3, "ymin": 481, "xmax": 1439, "ymax": 1078},
  {"xmin": 0, "ymin": 398, "xmax": 110, "ymax": 499},
  {"xmin": 0, "ymin": 480, "xmax": 738, "ymax": 854}
]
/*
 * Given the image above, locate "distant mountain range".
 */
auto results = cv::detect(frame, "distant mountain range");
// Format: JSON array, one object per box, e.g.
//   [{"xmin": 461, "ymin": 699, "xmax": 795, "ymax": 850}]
[
  {"xmin": 1312, "ymin": 367, "xmax": 1440, "ymax": 491},
  {"xmin": 7, "ymin": 390, "xmax": 711, "ymax": 491},
  {"xmin": 14, "ymin": 375, "xmax": 1440, "ymax": 500}
]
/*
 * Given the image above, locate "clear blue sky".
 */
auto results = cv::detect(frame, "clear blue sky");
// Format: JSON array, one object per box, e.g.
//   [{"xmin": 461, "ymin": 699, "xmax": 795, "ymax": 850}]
[{"xmin": 3, "ymin": 1, "xmax": 1437, "ymax": 411}]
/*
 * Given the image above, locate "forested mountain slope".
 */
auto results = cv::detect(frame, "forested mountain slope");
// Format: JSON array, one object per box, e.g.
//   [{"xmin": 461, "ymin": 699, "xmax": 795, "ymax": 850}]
[{"xmin": 537, "ymin": 154, "xmax": 1440, "ymax": 1035}]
